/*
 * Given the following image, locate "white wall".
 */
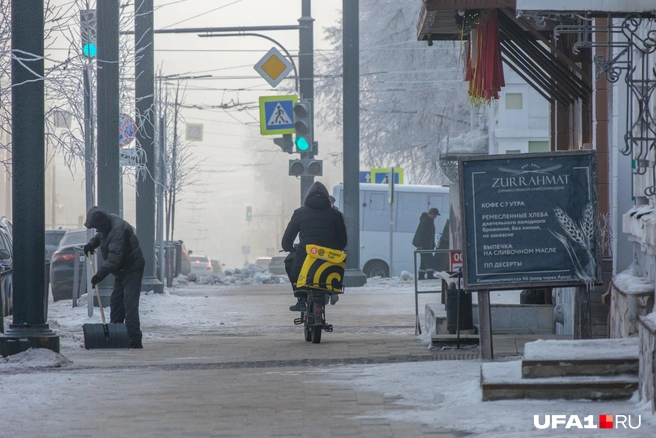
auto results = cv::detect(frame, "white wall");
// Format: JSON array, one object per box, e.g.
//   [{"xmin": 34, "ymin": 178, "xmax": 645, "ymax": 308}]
[
  {"xmin": 491, "ymin": 67, "xmax": 550, "ymax": 154},
  {"xmin": 609, "ymin": 19, "xmax": 634, "ymax": 275}
]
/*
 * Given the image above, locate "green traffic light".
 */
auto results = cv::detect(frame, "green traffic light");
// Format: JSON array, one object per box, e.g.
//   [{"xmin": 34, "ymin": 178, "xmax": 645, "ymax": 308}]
[
  {"xmin": 295, "ymin": 137, "xmax": 310, "ymax": 151},
  {"xmin": 83, "ymin": 43, "xmax": 97, "ymax": 58}
]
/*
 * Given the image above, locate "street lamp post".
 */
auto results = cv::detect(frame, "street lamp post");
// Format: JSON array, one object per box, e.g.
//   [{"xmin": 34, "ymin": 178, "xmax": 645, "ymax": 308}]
[
  {"xmin": 135, "ymin": 0, "xmax": 163, "ymax": 293},
  {"xmin": 1, "ymin": 0, "xmax": 60, "ymax": 356},
  {"xmin": 342, "ymin": 0, "xmax": 367, "ymax": 287}
]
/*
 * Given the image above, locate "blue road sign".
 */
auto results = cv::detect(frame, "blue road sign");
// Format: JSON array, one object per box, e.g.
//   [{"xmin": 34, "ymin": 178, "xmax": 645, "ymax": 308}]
[
  {"xmin": 373, "ymin": 171, "xmax": 401, "ymax": 184},
  {"xmin": 359, "ymin": 171, "xmax": 372, "ymax": 183},
  {"xmin": 259, "ymin": 95, "xmax": 297, "ymax": 135}
]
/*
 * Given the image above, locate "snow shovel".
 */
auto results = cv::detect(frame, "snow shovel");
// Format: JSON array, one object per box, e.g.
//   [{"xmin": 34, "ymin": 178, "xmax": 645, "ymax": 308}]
[{"xmin": 83, "ymin": 257, "xmax": 130, "ymax": 349}]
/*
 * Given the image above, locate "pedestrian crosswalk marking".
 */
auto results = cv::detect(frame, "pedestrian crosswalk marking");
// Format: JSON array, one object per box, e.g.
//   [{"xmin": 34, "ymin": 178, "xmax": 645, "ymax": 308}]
[{"xmin": 267, "ymin": 103, "xmax": 293, "ymax": 126}]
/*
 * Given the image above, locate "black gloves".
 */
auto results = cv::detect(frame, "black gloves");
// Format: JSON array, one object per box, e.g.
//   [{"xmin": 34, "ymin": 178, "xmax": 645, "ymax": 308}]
[
  {"xmin": 83, "ymin": 243, "xmax": 94, "ymax": 256},
  {"xmin": 91, "ymin": 275, "xmax": 101, "ymax": 287}
]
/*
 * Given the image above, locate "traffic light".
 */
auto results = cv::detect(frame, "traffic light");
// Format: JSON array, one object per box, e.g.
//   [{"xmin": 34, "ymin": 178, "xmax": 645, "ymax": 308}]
[
  {"xmin": 307, "ymin": 159, "xmax": 322, "ymax": 176},
  {"xmin": 293, "ymin": 101, "xmax": 312, "ymax": 153},
  {"xmin": 80, "ymin": 9, "xmax": 97, "ymax": 58},
  {"xmin": 289, "ymin": 160, "xmax": 304, "ymax": 177},
  {"xmin": 289, "ymin": 158, "xmax": 323, "ymax": 177},
  {"xmin": 273, "ymin": 134, "xmax": 293, "ymax": 154},
  {"xmin": 246, "ymin": 206, "xmax": 252, "ymax": 221}
]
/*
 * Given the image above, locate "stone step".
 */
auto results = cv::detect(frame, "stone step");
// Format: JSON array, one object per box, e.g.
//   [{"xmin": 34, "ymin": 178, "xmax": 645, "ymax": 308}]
[
  {"xmin": 481, "ymin": 360, "xmax": 638, "ymax": 402},
  {"xmin": 424, "ymin": 302, "xmax": 554, "ymax": 336},
  {"xmin": 521, "ymin": 338, "xmax": 639, "ymax": 378},
  {"xmin": 431, "ymin": 333, "xmax": 479, "ymax": 344}
]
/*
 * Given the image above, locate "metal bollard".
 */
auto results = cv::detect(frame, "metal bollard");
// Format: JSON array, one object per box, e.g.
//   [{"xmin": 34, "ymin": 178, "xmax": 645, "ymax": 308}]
[
  {"xmin": 72, "ymin": 249, "xmax": 81, "ymax": 308},
  {"xmin": 166, "ymin": 245, "xmax": 174, "ymax": 287},
  {"xmin": 174, "ymin": 242, "xmax": 182, "ymax": 277}
]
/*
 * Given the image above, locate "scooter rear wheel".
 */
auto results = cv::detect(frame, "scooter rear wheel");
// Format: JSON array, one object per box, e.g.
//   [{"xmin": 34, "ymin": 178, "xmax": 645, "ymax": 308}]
[
  {"xmin": 304, "ymin": 315, "xmax": 312, "ymax": 342},
  {"xmin": 311, "ymin": 303, "xmax": 323, "ymax": 344}
]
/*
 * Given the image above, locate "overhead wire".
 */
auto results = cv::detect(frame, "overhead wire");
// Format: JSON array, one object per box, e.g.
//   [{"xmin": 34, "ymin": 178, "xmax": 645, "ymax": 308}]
[{"xmin": 159, "ymin": 0, "xmax": 244, "ymax": 29}]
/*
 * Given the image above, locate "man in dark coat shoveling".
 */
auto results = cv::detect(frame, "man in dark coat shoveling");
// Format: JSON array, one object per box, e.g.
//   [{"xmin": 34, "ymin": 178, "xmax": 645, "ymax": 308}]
[
  {"xmin": 282, "ymin": 181, "xmax": 347, "ymax": 311},
  {"xmin": 83, "ymin": 206, "xmax": 145, "ymax": 348}
]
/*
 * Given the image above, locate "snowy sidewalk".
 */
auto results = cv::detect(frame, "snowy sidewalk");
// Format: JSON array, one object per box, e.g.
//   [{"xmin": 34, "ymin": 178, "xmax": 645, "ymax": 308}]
[{"xmin": 1, "ymin": 280, "xmax": 653, "ymax": 437}]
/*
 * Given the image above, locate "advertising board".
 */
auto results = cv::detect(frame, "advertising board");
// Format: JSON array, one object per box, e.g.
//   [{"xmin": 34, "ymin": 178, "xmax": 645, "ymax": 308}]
[{"xmin": 459, "ymin": 151, "xmax": 601, "ymax": 291}]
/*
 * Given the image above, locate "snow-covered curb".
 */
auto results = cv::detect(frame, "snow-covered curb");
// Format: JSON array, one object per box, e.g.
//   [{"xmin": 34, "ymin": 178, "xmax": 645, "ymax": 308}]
[
  {"xmin": 0, "ymin": 348, "xmax": 72, "ymax": 370},
  {"xmin": 315, "ymin": 361, "xmax": 656, "ymax": 437}
]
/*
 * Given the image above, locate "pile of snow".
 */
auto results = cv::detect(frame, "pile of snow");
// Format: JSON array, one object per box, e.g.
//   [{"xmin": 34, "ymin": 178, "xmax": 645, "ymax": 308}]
[
  {"xmin": 0, "ymin": 348, "xmax": 72, "ymax": 371},
  {"xmin": 361, "ymin": 274, "xmax": 416, "ymax": 291},
  {"xmin": 172, "ymin": 274, "xmax": 188, "ymax": 287},
  {"xmin": 183, "ymin": 264, "xmax": 288, "ymax": 286},
  {"xmin": 613, "ymin": 269, "xmax": 654, "ymax": 295}
]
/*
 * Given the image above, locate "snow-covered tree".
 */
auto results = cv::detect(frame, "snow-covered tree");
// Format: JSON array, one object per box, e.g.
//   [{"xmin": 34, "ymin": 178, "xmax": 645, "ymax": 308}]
[
  {"xmin": 0, "ymin": 1, "xmax": 139, "ymax": 173},
  {"xmin": 316, "ymin": 0, "xmax": 472, "ymax": 184},
  {"xmin": 0, "ymin": 0, "xmax": 77, "ymax": 168},
  {"xmin": 156, "ymin": 77, "xmax": 199, "ymax": 241}
]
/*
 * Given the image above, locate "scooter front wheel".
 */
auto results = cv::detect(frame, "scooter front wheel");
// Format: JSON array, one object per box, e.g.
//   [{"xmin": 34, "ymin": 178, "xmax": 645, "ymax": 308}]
[{"xmin": 311, "ymin": 325, "xmax": 322, "ymax": 343}]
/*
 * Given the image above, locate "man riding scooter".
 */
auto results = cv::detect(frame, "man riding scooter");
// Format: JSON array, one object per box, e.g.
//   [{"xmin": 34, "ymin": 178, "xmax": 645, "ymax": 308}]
[{"xmin": 282, "ymin": 181, "xmax": 347, "ymax": 311}]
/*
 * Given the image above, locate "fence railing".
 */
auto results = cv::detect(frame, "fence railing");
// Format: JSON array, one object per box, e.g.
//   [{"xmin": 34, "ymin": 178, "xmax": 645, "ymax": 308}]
[{"xmin": 413, "ymin": 249, "xmax": 462, "ymax": 335}]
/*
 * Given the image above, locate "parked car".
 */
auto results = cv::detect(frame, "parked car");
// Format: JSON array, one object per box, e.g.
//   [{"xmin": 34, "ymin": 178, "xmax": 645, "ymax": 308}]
[
  {"xmin": 190, "ymin": 254, "xmax": 213, "ymax": 276},
  {"xmin": 45, "ymin": 229, "xmax": 67, "ymax": 260},
  {"xmin": 0, "ymin": 216, "xmax": 12, "ymax": 236},
  {"xmin": 255, "ymin": 257, "xmax": 272, "ymax": 270},
  {"xmin": 268, "ymin": 254, "xmax": 287, "ymax": 276},
  {"xmin": 50, "ymin": 229, "xmax": 88, "ymax": 302},
  {"xmin": 178, "ymin": 241, "xmax": 191, "ymax": 275},
  {"xmin": 210, "ymin": 258, "xmax": 224, "ymax": 275}
]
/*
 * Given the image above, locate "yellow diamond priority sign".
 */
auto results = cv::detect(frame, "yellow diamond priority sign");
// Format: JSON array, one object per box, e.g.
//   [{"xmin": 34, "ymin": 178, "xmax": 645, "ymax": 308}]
[{"xmin": 254, "ymin": 47, "xmax": 294, "ymax": 88}]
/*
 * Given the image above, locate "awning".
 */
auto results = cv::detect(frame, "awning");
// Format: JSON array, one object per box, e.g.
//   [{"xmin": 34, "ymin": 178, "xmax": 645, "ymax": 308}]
[
  {"xmin": 496, "ymin": 9, "xmax": 591, "ymax": 105},
  {"xmin": 516, "ymin": 0, "xmax": 656, "ymax": 14},
  {"xmin": 416, "ymin": 2, "xmax": 591, "ymax": 105},
  {"xmin": 418, "ymin": 0, "xmax": 517, "ymax": 41}
]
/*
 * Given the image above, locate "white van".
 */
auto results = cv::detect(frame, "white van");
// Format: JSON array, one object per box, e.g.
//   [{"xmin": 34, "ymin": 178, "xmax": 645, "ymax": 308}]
[{"xmin": 332, "ymin": 183, "xmax": 449, "ymax": 277}]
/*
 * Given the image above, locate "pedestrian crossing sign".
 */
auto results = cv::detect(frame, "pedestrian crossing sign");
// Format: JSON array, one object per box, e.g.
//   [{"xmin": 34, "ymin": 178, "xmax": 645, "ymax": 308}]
[{"xmin": 259, "ymin": 95, "xmax": 298, "ymax": 135}]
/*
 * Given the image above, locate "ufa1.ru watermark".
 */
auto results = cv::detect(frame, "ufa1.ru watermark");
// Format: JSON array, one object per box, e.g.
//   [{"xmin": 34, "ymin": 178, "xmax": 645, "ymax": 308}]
[{"xmin": 534, "ymin": 415, "xmax": 641, "ymax": 430}]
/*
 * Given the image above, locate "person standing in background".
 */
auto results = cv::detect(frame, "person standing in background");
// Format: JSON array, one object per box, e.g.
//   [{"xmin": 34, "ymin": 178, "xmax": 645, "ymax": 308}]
[{"xmin": 412, "ymin": 207, "xmax": 440, "ymax": 280}]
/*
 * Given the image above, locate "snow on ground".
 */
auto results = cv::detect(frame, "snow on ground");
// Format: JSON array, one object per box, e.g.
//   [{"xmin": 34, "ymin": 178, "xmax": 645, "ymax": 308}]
[
  {"xmin": 613, "ymin": 268, "xmax": 654, "ymax": 295},
  {"xmin": 0, "ymin": 348, "xmax": 71, "ymax": 370},
  {"xmin": 42, "ymin": 288, "xmax": 250, "ymax": 350},
  {"xmin": 3, "ymin": 270, "xmax": 433, "ymax": 353},
  {"xmin": 313, "ymin": 360, "xmax": 656, "ymax": 437},
  {"xmin": 524, "ymin": 338, "xmax": 639, "ymax": 361},
  {"xmin": 1, "ymin": 270, "xmax": 521, "ymax": 355},
  {"xmin": 1, "ymin": 269, "xmax": 656, "ymax": 435}
]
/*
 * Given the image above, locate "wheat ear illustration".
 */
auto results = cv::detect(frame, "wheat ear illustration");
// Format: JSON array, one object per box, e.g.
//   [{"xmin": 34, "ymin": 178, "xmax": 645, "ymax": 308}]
[
  {"xmin": 553, "ymin": 206, "xmax": 596, "ymax": 280},
  {"xmin": 580, "ymin": 203, "xmax": 594, "ymax": 244},
  {"xmin": 554, "ymin": 208, "xmax": 586, "ymax": 247},
  {"xmin": 550, "ymin": 230, "xmax": 592, "ymax": 281}
]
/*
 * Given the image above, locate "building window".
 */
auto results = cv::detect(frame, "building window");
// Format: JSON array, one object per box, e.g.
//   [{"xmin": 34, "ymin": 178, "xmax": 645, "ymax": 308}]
[
  {"xmin": 506, "ymin": 150, "xmax": 521, "ymax": 154},
  {"xmin": 529, "ymin": 141, "xmax": 550, "ymax": 153},
  {"xmin": 505, "ymin": 93, "xmax": 523, "ymax": 110}
]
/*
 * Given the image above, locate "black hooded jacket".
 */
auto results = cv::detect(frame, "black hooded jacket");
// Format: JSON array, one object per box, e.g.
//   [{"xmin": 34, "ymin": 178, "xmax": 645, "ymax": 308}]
[
  {"xmin": 282, "ymin": 182, "xmax": 347, "ymax": 261},
  {"xmin": 412, "ymin": 212, "xmax": 436, "ymax": 250},
  {"xmin": 85, "ymin": 206, "xmax": 145, "ymax": 281}
]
